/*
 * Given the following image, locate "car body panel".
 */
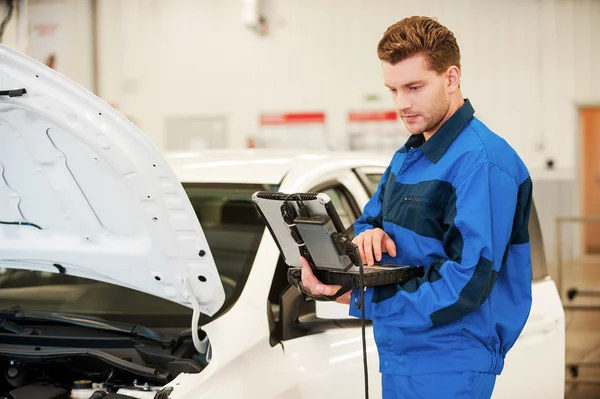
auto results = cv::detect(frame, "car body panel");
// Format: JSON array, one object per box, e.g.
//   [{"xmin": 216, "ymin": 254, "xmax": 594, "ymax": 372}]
[
  {"xmin": 165, "ymin": 155, "xmax": 565, "ymax": 399},
  {"xmin": 492, "ymin": 278, "xmax": 565, "ymax": 398}
]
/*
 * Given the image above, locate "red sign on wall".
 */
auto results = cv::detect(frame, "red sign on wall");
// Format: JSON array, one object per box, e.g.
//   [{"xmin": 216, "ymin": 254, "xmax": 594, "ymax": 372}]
[
  {"xmin": 348, "ymin": 111, "xmax": 398, "ymax": 122},
  {"xmin": 260, "ymin": 112, "xmax": 326, "ymax": 125}
]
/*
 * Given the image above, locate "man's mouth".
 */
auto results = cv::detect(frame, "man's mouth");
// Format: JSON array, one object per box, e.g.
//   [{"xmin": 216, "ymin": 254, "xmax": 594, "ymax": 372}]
[{"xmin": 403, "ymin": 115, "xmax": 419, "ymax": 123}]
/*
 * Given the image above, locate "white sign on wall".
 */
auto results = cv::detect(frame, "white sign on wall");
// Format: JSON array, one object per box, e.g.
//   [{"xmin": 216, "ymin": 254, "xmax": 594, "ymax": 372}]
[
  {"xmin": 165, "ymin": 116, "xmax": 228, "ymax": 151},
  {"xmin": 27, "ymin": 0, "xmax": 68, "ymax": 72},
  {"xmin": 347, "ymin": 110, "xmax": 409, "ymax": 154}
]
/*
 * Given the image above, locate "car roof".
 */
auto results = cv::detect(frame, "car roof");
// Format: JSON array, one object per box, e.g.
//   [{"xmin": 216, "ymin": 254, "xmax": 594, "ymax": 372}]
[{"xmin": 165, "ymin": 148, "xmax": 393, "ymax": 185}]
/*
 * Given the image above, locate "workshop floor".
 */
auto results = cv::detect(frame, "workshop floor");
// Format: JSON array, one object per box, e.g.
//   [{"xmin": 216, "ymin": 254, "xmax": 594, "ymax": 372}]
[{"xmin": 552, "ymin": 259, "xmax": 600, "ymax": 399}]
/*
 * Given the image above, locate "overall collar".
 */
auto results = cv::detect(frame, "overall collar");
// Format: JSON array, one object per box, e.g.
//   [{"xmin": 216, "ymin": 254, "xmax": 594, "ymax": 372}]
[{"xmin": 402, "ymin": 99, "xmax": 475, "ymax": 163}]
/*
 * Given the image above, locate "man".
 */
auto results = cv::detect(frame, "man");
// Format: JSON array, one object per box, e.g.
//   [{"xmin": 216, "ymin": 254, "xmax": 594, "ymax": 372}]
[{"xmin": 300, "ymin": 16, "xmax": 533, "ymax": 399}]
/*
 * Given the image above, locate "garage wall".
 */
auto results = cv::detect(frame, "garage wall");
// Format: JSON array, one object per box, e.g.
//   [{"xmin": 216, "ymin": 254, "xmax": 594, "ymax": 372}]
[
  {"xmin": 2, "ymin": 0, "xmax": 595, "ymax": 263},
  {"xmin": 95, "ymin": 0, "xmax": 600, "ymax": 174},
  {"xmin": 28, "ymin": 0, "xmax": 95, "ymax": 92},
  {"xmin": 0, "ymin": 0, "xmax": 95, "ymax": 92},
  {"xmin": 91, "ymin": 0, "xmax": 599, "ymax": 264}
]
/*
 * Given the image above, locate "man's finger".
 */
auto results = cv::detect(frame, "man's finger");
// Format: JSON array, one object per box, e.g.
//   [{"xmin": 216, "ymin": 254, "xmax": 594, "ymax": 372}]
[
  {"xmin": 372, "ymin": 229, "xmax": 383, "ymax": 262},
  {"xmin": 300, "ymin": 256, "xmax": 342, "ymax": 296},
  {"xmin": 384, "ymin": 235, "xmax": 397, "ymax": 257},
  {"xmin": 364, "ymin": 232, "xmax": 374, "ymax": 266},
  {"xmin": 353, "ymin": 235, "xmax": 367, "ymax": 265},
  {"xmin": 313, "ymin": 282, "xmax": 343, "ymax": 296}
]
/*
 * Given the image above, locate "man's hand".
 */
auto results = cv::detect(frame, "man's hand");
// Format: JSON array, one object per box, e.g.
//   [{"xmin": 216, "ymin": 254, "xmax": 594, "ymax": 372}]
[
  {"xmin": 352, "ymin": 228, "xmax": 397, "ymax": 266},
  {"xmin": 300, "ymin": 256, "xmax": 351, "ymax": 304}
]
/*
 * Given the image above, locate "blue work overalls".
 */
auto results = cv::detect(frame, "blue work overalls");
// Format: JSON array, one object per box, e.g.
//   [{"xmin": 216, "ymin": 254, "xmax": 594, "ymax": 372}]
[{"xmin": 350, "ymin": 100, "xmax": 533, "ymax": 399}]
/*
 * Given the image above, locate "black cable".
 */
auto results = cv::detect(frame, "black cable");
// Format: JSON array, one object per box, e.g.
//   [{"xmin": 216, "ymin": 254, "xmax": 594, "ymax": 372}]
[
  {"xmin": 281, "ymin": 194, "xmax": 315, "ymax": 266},
  {"xmin": 359, "ymin": 262, "xmax": 369, "ymax": 399},
  {"xmin": 340, "ymin": 238, "xmax": 369, "ymax": 399},
  {"xmin": 0, "ymin": 220, "xmax": 42, "ymax": 229},
  {"xmin": 286, "ymin": 193, "xmax": 310, "ymax": 218},
  {"xmin": 284, "ymin": 193, "xmax": 305, "ymax": 209}
]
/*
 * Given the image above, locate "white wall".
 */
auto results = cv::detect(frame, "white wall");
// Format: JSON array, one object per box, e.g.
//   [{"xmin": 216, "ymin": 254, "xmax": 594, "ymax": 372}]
[
  {"xmin": 0, "ymin": 0, "xmax": 95, "ymax": 92},
  {"xmin": 1, "ymin": 0, "xmax": 595, "ymax": 263},
  {"xmin": 2, "ymin": 0, "xmax": 595, "ymax": 261},
  {"xmin": 28, "ymin": 0, "xmax": 95, "ymax": 92},
  {"xmin": 0, "ymin": 0, "xmax": 24, "ymax": 52},
  {"xmin": 94, "ymin": 0, "xmax": 600, "ymax": 175}
]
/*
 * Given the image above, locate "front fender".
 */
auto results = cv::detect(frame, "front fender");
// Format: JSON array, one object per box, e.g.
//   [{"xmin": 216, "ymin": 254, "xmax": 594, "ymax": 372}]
[{"xmin": 164, "ymin": 340, "xmax": 303, "ymax": 399}]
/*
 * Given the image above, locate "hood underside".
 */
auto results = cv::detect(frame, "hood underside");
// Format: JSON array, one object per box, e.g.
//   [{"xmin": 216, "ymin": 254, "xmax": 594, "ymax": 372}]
[{"xmin": 0, "ymin": 45, "xmax": 225, "ymax": 316}]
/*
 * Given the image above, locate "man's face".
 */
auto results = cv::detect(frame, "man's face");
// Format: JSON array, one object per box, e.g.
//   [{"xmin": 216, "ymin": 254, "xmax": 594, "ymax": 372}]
[{"xmin": 383, "ymin": 54, "xmax": 451, "ymax": 136}]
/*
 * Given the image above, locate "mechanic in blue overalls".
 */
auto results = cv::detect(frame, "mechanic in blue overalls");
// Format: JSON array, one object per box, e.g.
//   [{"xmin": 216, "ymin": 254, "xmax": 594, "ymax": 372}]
[{"xmin": 300, "ymin": 16, "xmax": 533, "ymax": 399}]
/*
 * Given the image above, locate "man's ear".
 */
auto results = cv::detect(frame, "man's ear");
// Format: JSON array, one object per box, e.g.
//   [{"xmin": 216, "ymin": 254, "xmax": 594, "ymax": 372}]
[{"xmin": 446, "ymin": 66, "xmax": 461, "ymax": 93}]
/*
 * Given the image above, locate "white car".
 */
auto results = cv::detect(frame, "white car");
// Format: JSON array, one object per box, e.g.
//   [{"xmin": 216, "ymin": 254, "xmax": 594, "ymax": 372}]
[{"xmin": 0, "ymin": 45, "xmax": 565, "ymax": 399}]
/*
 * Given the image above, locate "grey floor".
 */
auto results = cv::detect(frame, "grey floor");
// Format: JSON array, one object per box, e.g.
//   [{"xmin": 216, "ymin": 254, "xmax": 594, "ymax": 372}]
[{"xmin": 557, "ymin": 259, "xmax": 600, "ymax": 399}]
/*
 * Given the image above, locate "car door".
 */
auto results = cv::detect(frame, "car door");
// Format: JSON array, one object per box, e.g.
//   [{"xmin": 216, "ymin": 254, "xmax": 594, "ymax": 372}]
[
  {"xmin": 352, "ymin": 167, "xmax": 566, "ymax": 399},
  {"xmin": 274, "ymin": 167, "xmax": 383, "ymax": 399}
]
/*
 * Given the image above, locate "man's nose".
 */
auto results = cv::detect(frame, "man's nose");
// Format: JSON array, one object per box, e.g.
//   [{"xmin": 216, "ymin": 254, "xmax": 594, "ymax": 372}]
[{"xmin": 394, "ymin": 93, "xmax": 411, "ymax": 112}]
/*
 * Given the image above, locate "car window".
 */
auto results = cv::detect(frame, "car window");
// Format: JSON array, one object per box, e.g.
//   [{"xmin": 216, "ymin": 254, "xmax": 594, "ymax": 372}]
[
  {"xmin": 183, "ymin": 183, "xmax": 268, "ymax": 312},
  {"xmin": 353, "ymin": 169, "xmax": 547, "ymax": 281},
  {"xmin": 354, "ymin": 167, "xmax": 386, "ymax": 197},
  {"xmin": 317, "ymin": 185, "xmax": 359, "ymax": 231},
  {"xmin": 0, "ymin": 183, "xmax": 271, "ymax": 328},
  {"xmin": 363, "ymin": 173, "xmax": 385, "ymax": 195}
]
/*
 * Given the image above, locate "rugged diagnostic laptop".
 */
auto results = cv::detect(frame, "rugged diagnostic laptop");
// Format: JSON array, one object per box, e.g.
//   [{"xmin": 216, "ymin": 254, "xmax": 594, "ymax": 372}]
[{"xmin": 251, "ymin": 191, "xmax": 424, "ymax": 301}]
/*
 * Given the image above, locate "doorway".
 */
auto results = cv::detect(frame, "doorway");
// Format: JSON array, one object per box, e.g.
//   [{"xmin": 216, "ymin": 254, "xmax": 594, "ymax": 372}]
[{"xmin": 580, "ymin": 107, "xmax": 600, "ymax": 256}]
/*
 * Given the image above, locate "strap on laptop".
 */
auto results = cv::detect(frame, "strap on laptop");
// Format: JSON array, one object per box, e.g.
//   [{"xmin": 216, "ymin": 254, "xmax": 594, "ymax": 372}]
[{"xmin": 293, "ymin": 275, "xmax": 355, "ymax": 302}]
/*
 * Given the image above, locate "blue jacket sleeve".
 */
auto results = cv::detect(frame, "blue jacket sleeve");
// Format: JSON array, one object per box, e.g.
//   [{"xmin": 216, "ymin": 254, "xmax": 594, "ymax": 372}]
[
  {"xmin": 350, "ymin": 162, "xmax": 528, "ymax": 328},
  {"xmin": 353, "ymin": 165, "xmax": 391, "ymax": 236}
]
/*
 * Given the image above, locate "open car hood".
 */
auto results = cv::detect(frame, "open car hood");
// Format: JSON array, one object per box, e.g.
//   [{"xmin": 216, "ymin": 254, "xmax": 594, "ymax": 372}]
[{"xmin": 0, "ymin": 45, "xmax": 225, "ymax": 316}]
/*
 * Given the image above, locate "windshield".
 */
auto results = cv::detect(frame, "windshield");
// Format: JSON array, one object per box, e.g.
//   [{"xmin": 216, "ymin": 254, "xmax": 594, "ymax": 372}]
[{"xmin": 0, "ymin": 183, "xmax": 268, "ymax": 328}]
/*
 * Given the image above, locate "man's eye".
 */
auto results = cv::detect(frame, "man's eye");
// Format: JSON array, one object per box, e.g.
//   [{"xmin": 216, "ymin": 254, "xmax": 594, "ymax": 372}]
[
  {"xmin": 409, "ymin": 86, "xmax": 420, "ymax": 91},
  {"xmin": 388, "ymin": 88, "xmax": 397, "ymax": 93}
]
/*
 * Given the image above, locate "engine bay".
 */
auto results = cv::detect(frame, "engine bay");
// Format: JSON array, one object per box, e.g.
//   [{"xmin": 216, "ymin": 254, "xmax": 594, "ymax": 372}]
[
  {"xmin": 0, "ymin": 355, "xmax": 179, "ymax": 399},
  {"xmin": 0, "ymin": 329, "xmax": 207, "ymax": 399},
  {"xmin": 0, "ymin": 310, "xmax": 212, "ymax": 399},
  {"xmin": 0, "ymin": 355, "xmax": 178, "ymax": 399}
]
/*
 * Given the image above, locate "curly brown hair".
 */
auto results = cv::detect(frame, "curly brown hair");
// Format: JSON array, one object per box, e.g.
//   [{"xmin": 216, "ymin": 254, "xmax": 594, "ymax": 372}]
[{"xmin": 377, "ymin": 16, "xmax": 461, "ymax": 74}]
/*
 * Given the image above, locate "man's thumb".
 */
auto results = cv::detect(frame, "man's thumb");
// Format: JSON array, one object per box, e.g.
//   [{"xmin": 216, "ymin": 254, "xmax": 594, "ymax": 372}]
[{"xmin": 314, "ymin": 283, "xmax": 325, "ymax": 295}]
